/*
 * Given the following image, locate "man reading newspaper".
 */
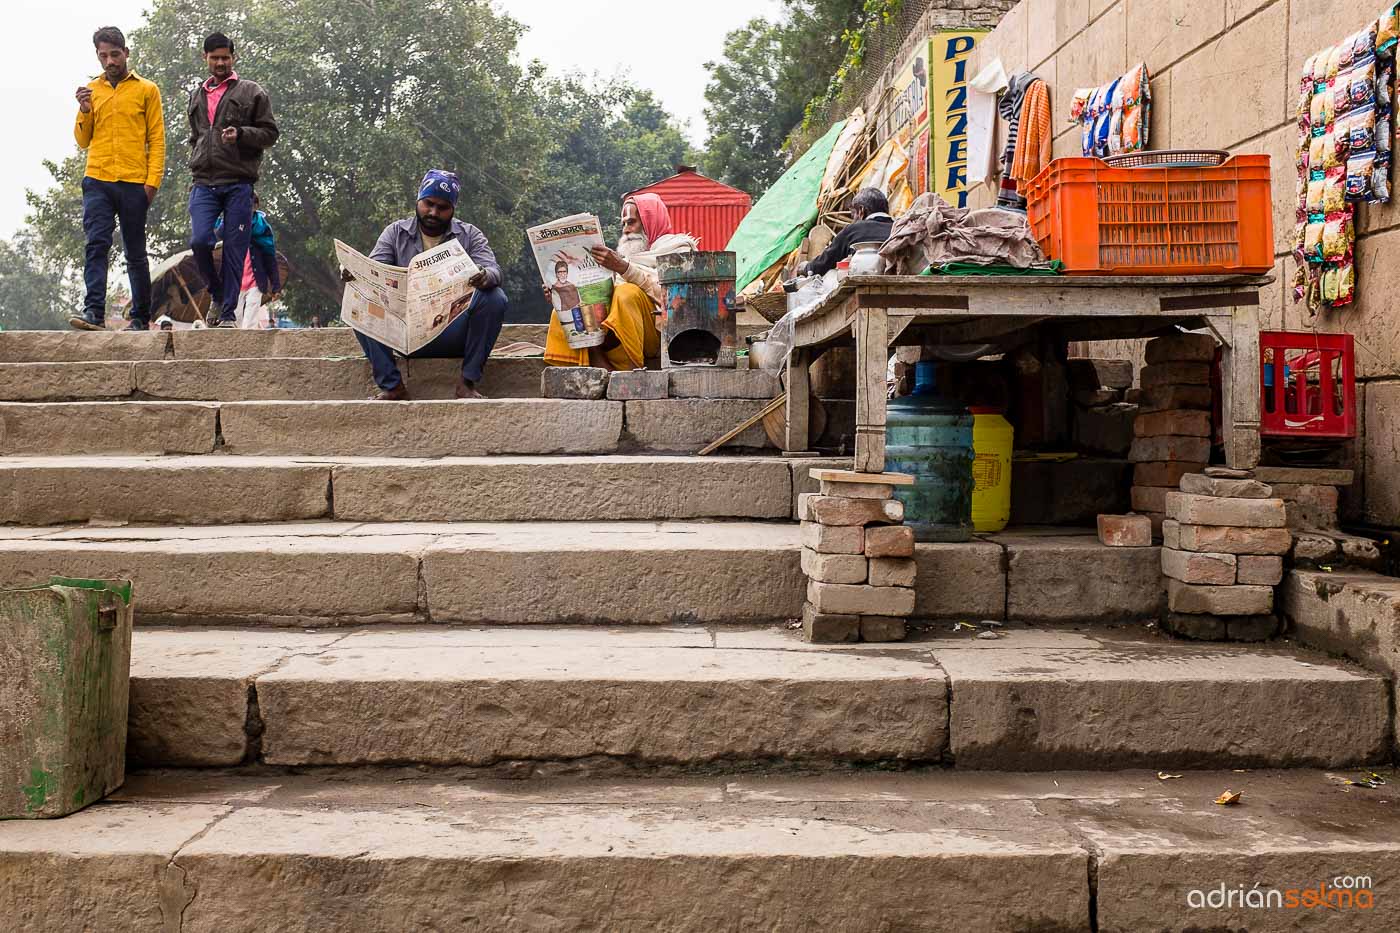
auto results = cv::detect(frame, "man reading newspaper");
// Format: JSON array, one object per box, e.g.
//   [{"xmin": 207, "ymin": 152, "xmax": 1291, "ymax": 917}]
[{"xmin": 341, "ymin": 170, "xmax": 508, "ymax": 400}]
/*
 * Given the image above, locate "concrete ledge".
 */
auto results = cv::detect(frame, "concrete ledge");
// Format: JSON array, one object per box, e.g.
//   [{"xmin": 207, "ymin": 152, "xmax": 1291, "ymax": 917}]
[
  {"xmin": 1003, "ymin": 533, "xmax": 1165, "ymax": 622},
  {"xmin": 0, "ymin": 357, "xmax": 544, "ymax": 402},
  {"xmin": 128, "ymin": 629, "xmax": 343, "ymax": 767},
  {"xmin": 0, "ymin": 402, "xmax": 218, "ymax": 455},
  {"xmin": 0, "ymin": 457, "xmax": 331, "ymax": 525},
  {"xmin": 624, "ymin": 399, "xmax": 772, "ymax": 451},
  {"xmin": 915, "ymin": 540, "xmax": 1005, "ymax": 620},
  {"xmin": 1282, "ymin": 568, "xmax": 1400, "ymax": 756},
  {"xmin": 13, "ymin": 769, "xmax": 1400, "ymax": 931},
  {"xmin": 0, "ymin": 529, "xmax": 425, "ymax": 624},
  {"xmin": 0, "ymin": 329, "xmax": 171, "ymax": 362},
  {"xmin": 0, "ymin": 772, "xmax": 1091, "ymax": 932},
  {"xmin": 331, "ymin": 456, "xmax": 792, "ymax": 522},
  {"xmin": 939, "ymin": 634, "xmax": 1388, "ymax": 769},
  {"xmin": 219, "ymin": 399, "xmax": 623, "ymax": 456},
  {"xmin": 0, "ymin": 521, "xmax": 803, "ymax": 626},
  {"xmin": 422, "ymin": 522, "xmax": 803, "ymax": 624},
  {"xmin": 255, "ymin": 631, "xmax": 946, "ymax": 767},
  {"xmin": 0, "ymin": 361, "xmax": 136, "ymax": 401},
  {"xmin": 0, "ymin": 325, "xmax": 549, "ymax": 362}
]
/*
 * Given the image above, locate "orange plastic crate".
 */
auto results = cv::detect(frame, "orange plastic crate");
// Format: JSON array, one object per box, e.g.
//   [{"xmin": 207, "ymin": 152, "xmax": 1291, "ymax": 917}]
[{"xmin": 1025, "ymin": 155, "xmax": 1274, "ymax": 275}]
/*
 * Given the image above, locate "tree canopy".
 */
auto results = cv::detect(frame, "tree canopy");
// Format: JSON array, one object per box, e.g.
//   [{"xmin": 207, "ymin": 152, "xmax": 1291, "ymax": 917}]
[
  {"xmin": 702, "ymin": 1, "xmax": 861, "ymax": 199},
  {"xmin": 0, "ymin": 235, "xmax": 73, "ymax": 331},
  {"xmin": 24, "ymin": 0, "xmax": 691, "ymax": 324}
]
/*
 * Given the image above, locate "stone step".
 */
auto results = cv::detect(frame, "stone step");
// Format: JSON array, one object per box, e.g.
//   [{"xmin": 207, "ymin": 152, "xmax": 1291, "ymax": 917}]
[
  {"xmin": 0, "ymin": 399, "xmax": 793, "ymax": 456},
  {"xmin": 1, "ymin": 356, "xmax": 545, "ymax": 402},
  {"xmin": 0, "ymin": 324, "xmax": 549, "ymax": 362},
  {"xmin": 0, "ymin": 322, "xmax": 772, "ymax": 363},
  {"xmin": 0, "ymin": 521, "xmax": 805, "ymax": 626},
  {"xmin": 0, "ymin": 455, "xmax": 799, "ymax": 524},
  {"xmin": 9, "ymin": 767, "xmax": 1400, "ymax": 932},
  {"xmin": 123, "ymin": 625, "xmax": 1388, "ymax": 772},
  {"xmin": 16, "ymin": 767, "xmax": 1400, "ymax": 930},
  {"xmin": 0, "ymin": 522, "xmax": 1166, "ymax": 626}
]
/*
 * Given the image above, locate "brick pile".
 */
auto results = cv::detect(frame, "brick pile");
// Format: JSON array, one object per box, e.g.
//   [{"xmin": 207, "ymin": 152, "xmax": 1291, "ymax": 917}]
[
  {"xmin": 1129, "ymin": 334, "xmax": 1218, "ymax": 537},
  {"xmin": 799, "ymin": 470, "xmax": 916, "ymax": 643},
  {"xmin": 1160, "ymin": 468, "xmax": 1292, "ymax": 642}
]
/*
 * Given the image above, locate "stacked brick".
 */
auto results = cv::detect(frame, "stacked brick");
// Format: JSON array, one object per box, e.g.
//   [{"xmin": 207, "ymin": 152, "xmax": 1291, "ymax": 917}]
[
  {"xmin": 799, "ymin": 471, "xmax": 915, "ymax": 643},
  {"xmin": 1128, "ymin": 334, "xmax": 1218, "ymax": 537},
  {"xmin": 1160, "ymin": 469, "xmax": 1292, "ymax": 642}
]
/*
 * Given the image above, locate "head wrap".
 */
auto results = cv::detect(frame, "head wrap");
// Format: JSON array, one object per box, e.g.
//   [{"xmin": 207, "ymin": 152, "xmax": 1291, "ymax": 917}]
[
  {"xmin": 626, "ymin": 193, "xmax": 673, "ymax": 246},
  {"xmin": 418, "ymin": 170, "xmax": 460, "ymax": 205}
]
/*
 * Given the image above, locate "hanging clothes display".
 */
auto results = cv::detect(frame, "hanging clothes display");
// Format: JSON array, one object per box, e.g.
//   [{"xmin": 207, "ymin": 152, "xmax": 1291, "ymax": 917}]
[
  {"xmin": 995, "ymin": 72, "xmax": 1040, "ymax": 212},
  {"xmin": 1293, "ymin": 5, "xmax": 1397, "ymax": 312},
  {"xmin": 1069, "ymin": 63, "xmax": 1151, "ymax": 157},
  {"xmin": 1010, "ymin": 78, "xmax": 1052, "ymax": 186}
]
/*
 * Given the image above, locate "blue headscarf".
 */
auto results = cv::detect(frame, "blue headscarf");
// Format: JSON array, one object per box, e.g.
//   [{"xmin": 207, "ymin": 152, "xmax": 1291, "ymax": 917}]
[{"xmin": 418, "ymin": 169, "xmax": 460, "ymax": 205}]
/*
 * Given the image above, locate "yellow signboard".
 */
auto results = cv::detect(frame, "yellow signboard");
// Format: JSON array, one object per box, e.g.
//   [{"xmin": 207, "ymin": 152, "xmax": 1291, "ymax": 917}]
[{"xmin": 930, "ymin": 31, "xmax": 985, "ymax": 208}]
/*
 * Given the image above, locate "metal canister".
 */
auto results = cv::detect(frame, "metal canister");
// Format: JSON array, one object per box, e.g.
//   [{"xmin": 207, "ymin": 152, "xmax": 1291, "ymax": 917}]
[
  {"xmin": 885, "ymin": 363, "xmax": 976, "ymax": 542},
  {"xmin": 657, "ymin": 251, "xmax": 738, "ymax": 368}
]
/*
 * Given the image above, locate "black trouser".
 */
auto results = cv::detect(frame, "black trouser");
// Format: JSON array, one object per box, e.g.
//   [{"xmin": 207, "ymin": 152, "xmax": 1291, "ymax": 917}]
[{"xmin": 82, "ymin": 178, "xmax": 150, "ymax": 322}]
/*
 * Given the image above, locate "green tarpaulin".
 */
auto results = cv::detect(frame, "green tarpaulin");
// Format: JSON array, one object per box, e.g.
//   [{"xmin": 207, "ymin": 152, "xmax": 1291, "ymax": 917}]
[{"xmin": 727, "ymin": 120, "xmax": 846, "ymax": 292}]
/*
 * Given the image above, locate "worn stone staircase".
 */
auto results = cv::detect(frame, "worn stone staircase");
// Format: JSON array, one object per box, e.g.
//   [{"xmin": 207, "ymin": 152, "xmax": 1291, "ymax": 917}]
[{"xmin": 1, "ymin": 328, "xmax": 1396, "ymax": 931}]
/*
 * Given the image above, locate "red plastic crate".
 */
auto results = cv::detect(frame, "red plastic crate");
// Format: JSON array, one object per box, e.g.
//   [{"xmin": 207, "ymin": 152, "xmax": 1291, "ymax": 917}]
[
  {"xmin": 1025, "ymin": 155, "xmax": 1275, "ymax": 275},
  {"xmin": 1259, "ymin": 332, "xmax": 1356, "ymax": 440}
]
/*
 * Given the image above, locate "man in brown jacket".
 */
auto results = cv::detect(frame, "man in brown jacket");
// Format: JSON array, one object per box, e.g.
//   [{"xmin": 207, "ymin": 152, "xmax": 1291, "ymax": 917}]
[{"xmin": 187, "ymin": 31, "xmax": 278, "ymax": 327}]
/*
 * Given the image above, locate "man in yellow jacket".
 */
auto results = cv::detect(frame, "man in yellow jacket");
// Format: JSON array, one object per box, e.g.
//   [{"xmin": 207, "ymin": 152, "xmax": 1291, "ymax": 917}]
[{"xmin": 70, "ymin": 26, "xmax": 165, "ymax": 331}]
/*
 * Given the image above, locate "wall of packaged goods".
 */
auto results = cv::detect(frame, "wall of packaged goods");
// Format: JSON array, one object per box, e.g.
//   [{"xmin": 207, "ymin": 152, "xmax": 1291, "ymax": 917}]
[{"xmin": 964, "ymin": 0, "xmax": 1400, "ymax": 529}]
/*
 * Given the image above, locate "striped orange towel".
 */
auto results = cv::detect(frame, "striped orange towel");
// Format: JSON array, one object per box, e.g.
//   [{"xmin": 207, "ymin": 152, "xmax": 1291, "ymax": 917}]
[{"xmin": 1011, "ymin": 79, "xmax": 1052, "ymax": 185}]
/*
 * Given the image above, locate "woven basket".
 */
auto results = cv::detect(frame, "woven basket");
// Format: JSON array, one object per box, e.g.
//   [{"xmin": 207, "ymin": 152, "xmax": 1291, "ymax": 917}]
[{"xmin": 744, "ymin": 292, "xmax": 789, "ymax": 324}]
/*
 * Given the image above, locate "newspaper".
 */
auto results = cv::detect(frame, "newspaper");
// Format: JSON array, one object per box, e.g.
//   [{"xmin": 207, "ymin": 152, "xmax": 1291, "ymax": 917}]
[
  {"xmin": 526, "ymin": 213, "xmax": 612, "ymax": 349},
  {"xmin": 335, "ymin": 238, "xmax": 480, "ymax": 355}
]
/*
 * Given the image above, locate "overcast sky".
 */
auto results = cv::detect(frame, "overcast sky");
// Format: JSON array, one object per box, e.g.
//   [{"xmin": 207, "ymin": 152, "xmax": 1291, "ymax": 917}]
[{"xmin": 4, "ymin": 0, "xmax": 782, "ymax": 238}]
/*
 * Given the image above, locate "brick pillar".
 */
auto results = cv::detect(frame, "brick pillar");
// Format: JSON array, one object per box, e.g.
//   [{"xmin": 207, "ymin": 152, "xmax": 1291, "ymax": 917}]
[
  {"xmin": 1160, "ymin": 468, "xmax": 1292, "ymax": 642},
  {"xmin": 1129, "ymin": 334, "xmax": 1218, "ymax": 539},
  {"xmin": 799, "ymin": 469, "xmax": 916, "ymax": 643}
]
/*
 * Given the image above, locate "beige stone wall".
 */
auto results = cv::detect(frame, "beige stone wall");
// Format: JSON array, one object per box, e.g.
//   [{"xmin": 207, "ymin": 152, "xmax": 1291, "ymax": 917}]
[{"xmin": 969, "ymin": 0, "xmax": 1400, "ymax": 528}]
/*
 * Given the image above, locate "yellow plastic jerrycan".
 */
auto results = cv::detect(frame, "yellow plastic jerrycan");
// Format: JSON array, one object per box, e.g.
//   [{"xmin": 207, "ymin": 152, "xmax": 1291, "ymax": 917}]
[{"xmin": 969, "ymin": 407, "xmax": 1014, "ymax": 533}]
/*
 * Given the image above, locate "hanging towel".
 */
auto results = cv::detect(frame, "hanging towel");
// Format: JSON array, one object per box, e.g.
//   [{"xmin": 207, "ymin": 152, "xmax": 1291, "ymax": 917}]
[
  {"xmin": 1011, "ymin": 79, "xmax": 1052, "ymax": 186},
  {"xmin": 996, "ymin": 72, "xmax": 1037, "ymax": 211},
  {"xmin": 967, "ymin": 58, "xmax": 1009, "ymax": 189}
]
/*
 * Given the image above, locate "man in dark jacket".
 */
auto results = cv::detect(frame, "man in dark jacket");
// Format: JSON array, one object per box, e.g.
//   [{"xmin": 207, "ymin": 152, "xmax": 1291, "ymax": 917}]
[
  {"xmin": 801, "ymin": 187, "xmax": 895, "ymax": 277},
  {"xmin": 187, "ymin": 31, "xmax": 278, "ymax": 327}
]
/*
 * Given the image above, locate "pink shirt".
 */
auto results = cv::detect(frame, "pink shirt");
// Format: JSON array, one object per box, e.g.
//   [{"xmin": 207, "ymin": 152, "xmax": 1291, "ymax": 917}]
[
  {"xmin": 203, "ymin": 72, "xmax": 239, "ymax": 125},
  {"xmin": 241, "ymin": 252, "xmax": 257, "ymax": 292}
]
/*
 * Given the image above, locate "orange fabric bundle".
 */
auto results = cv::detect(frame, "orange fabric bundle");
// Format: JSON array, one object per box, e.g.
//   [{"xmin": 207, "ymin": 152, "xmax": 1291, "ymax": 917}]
[{"xmin": 1011, "ymin": 79, "xmax": 1052, "ymax": 184}]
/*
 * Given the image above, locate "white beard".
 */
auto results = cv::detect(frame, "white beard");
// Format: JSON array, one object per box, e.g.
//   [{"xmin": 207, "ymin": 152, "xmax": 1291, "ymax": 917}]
[{"xmin": 617, "ymin": 233, "xmax": 650, "ymax": 259}]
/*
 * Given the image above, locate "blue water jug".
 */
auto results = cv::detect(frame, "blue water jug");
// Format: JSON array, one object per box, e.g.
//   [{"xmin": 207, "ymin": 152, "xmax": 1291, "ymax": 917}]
[{"xmin": 885, "ymin": 362, "xmax": 975, "ymax": 542}]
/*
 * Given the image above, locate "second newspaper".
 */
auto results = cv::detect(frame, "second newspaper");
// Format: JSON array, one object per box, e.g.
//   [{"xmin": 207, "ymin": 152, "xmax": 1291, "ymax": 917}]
[{"xmin": 527, "ymin": 213, "xmax": 613, "ymax": 349}]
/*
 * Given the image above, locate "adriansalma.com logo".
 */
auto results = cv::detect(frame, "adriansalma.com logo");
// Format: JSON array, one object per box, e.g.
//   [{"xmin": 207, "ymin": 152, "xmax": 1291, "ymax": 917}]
[{"xmin": 1187, "ymin": 875, "xmax": 1377, "ymax": 911}]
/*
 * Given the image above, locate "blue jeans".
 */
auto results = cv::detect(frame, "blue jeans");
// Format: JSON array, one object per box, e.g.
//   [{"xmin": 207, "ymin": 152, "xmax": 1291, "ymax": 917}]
[
  {"xmin": 189, "ymin": 182, "xmax": 253, "ymax": 319},
  {"xmin": 355, "ymin": 286, "xmax": 509, "ymax": 391},
  {"xmin": 82, "ymin": 178, "xmax": 151, "ymax": 322}
]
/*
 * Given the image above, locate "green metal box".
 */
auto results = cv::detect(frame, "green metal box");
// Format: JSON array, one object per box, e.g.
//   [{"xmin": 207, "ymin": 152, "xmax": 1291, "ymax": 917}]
[{"xmin": 1, "ymin": 578, "xmax": 133, "ymax": 819}]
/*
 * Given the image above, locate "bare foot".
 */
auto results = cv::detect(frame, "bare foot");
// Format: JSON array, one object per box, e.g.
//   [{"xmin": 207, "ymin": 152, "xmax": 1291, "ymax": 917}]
[
  {"xmin": 455, "ymin": 377, "xmax": 485, "ymax": 400},
  {"xmin": 371, "ymin": 385, "xmax": 410, "ymax": 401}
]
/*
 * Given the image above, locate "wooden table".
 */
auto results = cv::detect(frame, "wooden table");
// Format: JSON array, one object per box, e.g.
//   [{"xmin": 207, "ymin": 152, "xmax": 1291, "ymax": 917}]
[{"xmin": 784, "ymin": 274, "xmax": 1272, "ymax": 472}]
